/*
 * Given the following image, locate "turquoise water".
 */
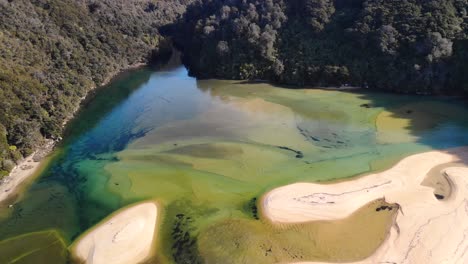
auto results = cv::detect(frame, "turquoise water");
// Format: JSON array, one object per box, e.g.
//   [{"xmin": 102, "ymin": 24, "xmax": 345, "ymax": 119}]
[{"xmin": 1, "ymin": 64, "xmax": 468, "ymax": 263}]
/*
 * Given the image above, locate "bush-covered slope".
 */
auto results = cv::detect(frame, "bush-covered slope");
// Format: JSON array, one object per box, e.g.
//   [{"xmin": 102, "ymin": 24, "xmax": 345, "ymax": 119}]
[
  {"xmin": 0, "ymin": 0, "xmax": 191, "ymax": 175},
  {"xmin": 174, "ymin": 0, "xmax": 468, "ymax": 93},
  {"xmin": 1, "ymin": 0, "xmax": 467, "ymax": 176}
]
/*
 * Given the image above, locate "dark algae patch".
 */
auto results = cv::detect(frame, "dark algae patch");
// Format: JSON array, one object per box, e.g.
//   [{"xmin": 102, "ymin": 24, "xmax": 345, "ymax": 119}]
[
  {"xmin": 296, "ymin": 125, "xmax": 350, "ymax": 149},
  {"xmin": 244, "ymin": 197, "xmax": 259, "ymax": 220},
  {"xmin": 375, "ymin": 205, "xmax": 395, "ymax": 212},
  {"xmin": 277, "ymin": 146, "xmax": 304, "ymax": 159},
  {"xmin": 171, "ymin": 214, "xmax": 202, "ymax": 264}
]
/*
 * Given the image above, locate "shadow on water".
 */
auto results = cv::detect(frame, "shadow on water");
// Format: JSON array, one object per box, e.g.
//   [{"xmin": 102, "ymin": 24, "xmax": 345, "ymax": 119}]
[
  {"xmin": 353, "ymin": 90, "xmax": 468, "ymax": 150},
  {"xmin": 62, "ymin": 49, "xmax": 180, "ymax": 145},
  {"xmin": 215, "ymin": 75, "xmax": 468, "ymax": 153},
  {"xmin": 196, "ymin": 79, "xmax": 468, "ymax": 179},
  {"xmin": 61, "ymin": 69, "xmax": 153, "ymax": 144}
]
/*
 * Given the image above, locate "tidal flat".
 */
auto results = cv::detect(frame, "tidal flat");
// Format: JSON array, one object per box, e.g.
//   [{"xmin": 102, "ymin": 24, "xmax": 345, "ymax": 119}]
[{"xmin": 1, "ymin": 65, "xmax": 468, "ymax": 263}]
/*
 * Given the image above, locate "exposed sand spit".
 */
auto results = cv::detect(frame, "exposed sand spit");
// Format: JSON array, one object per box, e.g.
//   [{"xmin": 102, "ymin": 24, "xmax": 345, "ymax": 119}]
[
  {"xmin": 72, "ymin": 201, "xmax": 158, "ymax": 264},
  {"xmin": 262, "ymin": 147, "xmax": 468, "ymax": 264}
]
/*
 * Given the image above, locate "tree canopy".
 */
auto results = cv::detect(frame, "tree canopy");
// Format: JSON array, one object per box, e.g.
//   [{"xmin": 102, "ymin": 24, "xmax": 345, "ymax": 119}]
[
  {"xmin": 0, "ymin": 0, "xmax": 467, "ymax": 175},
  {"xmin": 174, "ymin": 0, "xmax": 468, "ymax": 92},
  {"xmin": 0, "ymin": 0, "xmax": 191, "ymax": 175}
]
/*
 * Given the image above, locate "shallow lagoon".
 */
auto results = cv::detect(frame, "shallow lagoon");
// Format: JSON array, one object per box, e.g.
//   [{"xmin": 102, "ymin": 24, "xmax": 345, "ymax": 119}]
[{"xmin": 1, "ymin": 64, "xmax": 468, "ymax": 263}]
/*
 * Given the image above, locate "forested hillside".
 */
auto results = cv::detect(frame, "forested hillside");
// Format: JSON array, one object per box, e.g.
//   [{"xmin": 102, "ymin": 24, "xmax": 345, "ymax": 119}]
[
  {"xmin": 173, "ymin": 0, "xmax": 468, "ymax": 92},
  {"xmin": 0, "ymin": 0, "xmax": 191, "ymax": 175},
  {"xmin": 1, "ymin": 0, "xmax": 467, "ymax": 176}
]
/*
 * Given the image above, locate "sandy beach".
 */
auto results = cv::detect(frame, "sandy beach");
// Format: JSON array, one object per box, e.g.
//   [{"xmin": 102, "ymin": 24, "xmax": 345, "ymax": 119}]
[
  {"xmin": 0, "ymin": 140, "xmax": 54, "ymax": 205},
  {"xmin": 71, "ymin": 201, "xmax": 158, "ymax": 264},
  {"xmin": 262, "ymin": 147, "xmax": 468, "ymax": 264}
]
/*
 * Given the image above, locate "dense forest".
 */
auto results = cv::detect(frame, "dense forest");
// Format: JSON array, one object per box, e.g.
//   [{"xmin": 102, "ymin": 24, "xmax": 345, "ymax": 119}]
[
  {"xmin": 173, "ymin": 0, "xmax": 468, "ymax": 92},
  {"xmin": 0, "ymin": 0, "xmax": 191, "ymax": 175},
  {"xmin": 1, "ymin": 0, "xmax": 467, "ymax": 175}
]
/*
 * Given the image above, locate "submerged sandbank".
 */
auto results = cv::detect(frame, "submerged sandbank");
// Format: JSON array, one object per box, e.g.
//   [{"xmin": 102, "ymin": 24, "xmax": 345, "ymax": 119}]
[
  {"xmin": 0, "ymin": 230, "xmax": 68, "ymax": 263},
  {"xmin": 199, "ymin": 199, "xmax": 396, "ymax": 263},
  {"xmin": 262, "ymin": 147, "xmax": 468, "ymax": 263},
  {"xmin": 71, "ymin": 201, "xmax": 158, "ymax": 264}
]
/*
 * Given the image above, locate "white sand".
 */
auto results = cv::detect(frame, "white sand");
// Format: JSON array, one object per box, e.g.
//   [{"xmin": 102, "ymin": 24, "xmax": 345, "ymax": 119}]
[
  {"xmin": 262, "ymin": 147, "xmax": 468, "ymax": 264},
  {"xmin": 72, "ymin": 201, "xmax": 158, "ymax": 264}
]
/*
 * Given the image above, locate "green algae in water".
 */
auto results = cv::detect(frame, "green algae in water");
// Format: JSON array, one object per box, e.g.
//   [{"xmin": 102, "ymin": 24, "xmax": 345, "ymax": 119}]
[
  {"xmin": 199, "ymin": 199, "xmax": 396, "ymax": 263},
  {"xmin": 1, "ymin": 65, "xmax": 468, "ymax": 263},
  {"xmin": 0, "ymin": 182, "xmax": 80, "ymax": 241},
  {"xmin": 0, "ymin": 230, "xmax": 68, "ymax": 264}
]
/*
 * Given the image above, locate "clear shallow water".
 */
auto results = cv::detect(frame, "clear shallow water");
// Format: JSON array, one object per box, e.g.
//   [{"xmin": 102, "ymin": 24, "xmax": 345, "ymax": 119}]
[{"xmin": 1, "ymin": 64, "xmax": 468, "ymax": 263}]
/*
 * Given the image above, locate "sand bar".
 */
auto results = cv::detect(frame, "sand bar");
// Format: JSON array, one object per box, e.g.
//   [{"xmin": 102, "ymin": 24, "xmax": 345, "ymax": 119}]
[
  {"xmin": 262, "ymin": 147, "xmax": 468, "ymax": 264},
  {"xmin": 72, "ymin": 201, "xmax": 158, "ymax": 264}
]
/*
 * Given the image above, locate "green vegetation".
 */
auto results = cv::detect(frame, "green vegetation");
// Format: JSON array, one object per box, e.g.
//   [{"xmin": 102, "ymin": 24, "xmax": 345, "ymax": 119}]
[
  {"xmin": 1, "ymin": 0, "xmax": 467, "ymax": 175},
  {"xmin": 173, "ymin": 0, "xmax": 468, "ymax": 93},
  {"xmin": 0, "ymin": 0, "xmax": 190, "ymax": 173}
]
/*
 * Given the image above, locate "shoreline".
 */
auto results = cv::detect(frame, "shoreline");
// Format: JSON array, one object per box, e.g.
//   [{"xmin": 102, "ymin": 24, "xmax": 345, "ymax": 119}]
[
  {"xmin": 0, "ymin": 139, "xmax": 55, "ymax": 207},
  {"xmin": 261, "ymin": 147, "xmax": 468, "ymax": 263},
  {"xmin": 61, "ymin": 61, "xmax": 147, "ymax": 129},
  {"xmin": 0, "ymin": 61, "xmax": 147, "ymax": 206},
  {"xmin": 70, "ymin": 201, "xmax": 159, "ymax": 264}
]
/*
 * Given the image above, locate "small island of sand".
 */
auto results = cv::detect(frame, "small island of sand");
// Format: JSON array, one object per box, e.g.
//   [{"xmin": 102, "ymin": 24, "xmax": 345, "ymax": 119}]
[
  {"xmin": 262, "ymin": 147, "xmax": 468, "ymax": 264},
  {"xmin": 71, "ymin": 201, "xmax": 158, "ymax": 264}
]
